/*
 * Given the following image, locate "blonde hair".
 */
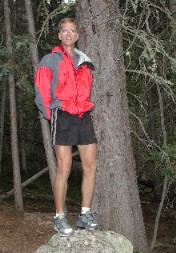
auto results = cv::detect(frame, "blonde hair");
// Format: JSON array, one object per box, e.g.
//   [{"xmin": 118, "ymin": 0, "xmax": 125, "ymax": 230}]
[{"xmin": 58, "ymin": 18, "xmax": 78, "ymax": 32}]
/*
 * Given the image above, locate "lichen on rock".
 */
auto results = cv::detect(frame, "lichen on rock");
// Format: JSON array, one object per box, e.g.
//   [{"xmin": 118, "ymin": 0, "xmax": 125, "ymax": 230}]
[{"xmin": 35, "ymin": 230, "xmax": 133, "ymax": 253}]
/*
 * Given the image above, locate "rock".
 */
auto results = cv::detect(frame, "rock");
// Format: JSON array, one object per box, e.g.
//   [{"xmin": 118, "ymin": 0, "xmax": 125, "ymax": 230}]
[{"xmin": 35, "ymin": 230, "xmax": 133, "ymax": 253}]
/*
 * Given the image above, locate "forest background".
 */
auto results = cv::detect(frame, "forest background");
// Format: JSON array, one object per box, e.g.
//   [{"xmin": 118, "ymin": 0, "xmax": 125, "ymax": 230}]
[{"xmin": 0, "ymin": 0, "xmax": 176, "ymax": 253}]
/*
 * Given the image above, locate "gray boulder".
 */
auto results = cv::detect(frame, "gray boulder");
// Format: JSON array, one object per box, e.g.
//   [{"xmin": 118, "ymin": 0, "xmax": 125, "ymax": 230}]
[{"xmin": 35, "ymin": 230, "xmax": 133, "ymax": 253}]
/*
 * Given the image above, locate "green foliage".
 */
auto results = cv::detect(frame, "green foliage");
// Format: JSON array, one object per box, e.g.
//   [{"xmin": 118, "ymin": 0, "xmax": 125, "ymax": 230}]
[
  {"xmin": 0, "ymin": 48, "xmax": 11, "ymax": 81},
  {"xmin": 1, "ymin": 0, "xmax": 176, "ymax": 204},
  {"xmin": 0, "ymin": 64, "xmax": 10, "ymax": 81},
  {"xmin": 16, "ymin": 75, "xmax": 33, "ymax": 94},
  {"xmin": 0, "ymin": 48, "xmax": 10, "ymax": 59},
  {"xmin": 147, "ymin": 144, "xmax": 176, "ymax": 161},
  {"xmin": 35, "ymin": 0, "xmax": 75, "ymax": 52},
  {"xmin": 0, "ymin": 0, "xmax": 75, "ymax": 176},
  {"xmin": 14, "ymin": 37, "xmax": 28, "ymax": 50},
  {"xmin": 160, "ymin": 167, "xmax": 175, "ymax": 178},
  {"xmin": 120, "ymin": 0, "xmax": 176, "ymax": 192}
]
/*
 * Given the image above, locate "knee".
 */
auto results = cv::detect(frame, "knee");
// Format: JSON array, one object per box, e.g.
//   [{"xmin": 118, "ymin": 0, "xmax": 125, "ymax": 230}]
[
  {"xmin": 58, "ymin": 166, "xmax": 71, "ymax": 177},
  {"xmin": 57, "ymin": 159, "xmax": 71, "ymax": 177},
  {"xmin": 90, "ymin": 162, "xmax": 96, "ymax": 172},
  {"xmin": 83, "ymin": 161, "xmax": 96, "ymax": 176}
]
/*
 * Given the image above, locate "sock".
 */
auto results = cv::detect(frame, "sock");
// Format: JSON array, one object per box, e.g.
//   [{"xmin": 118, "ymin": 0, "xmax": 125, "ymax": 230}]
[
  {"xmin": 81, "ymin": 207, "xmax": 90, "ymax": 214},
  {"xmin": 55, "ymin": 212, "xmax": 64, "ymax": 219}
]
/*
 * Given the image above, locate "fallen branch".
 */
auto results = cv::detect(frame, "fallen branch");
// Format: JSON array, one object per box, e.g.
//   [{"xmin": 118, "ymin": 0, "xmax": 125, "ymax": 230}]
[
  {"xmin": 0, "ymin": 167, "xmax": 49, "ymax": 200},
  {"xmin": 0, "ymin": 151, "xmax": 79, "ymax": 200}
]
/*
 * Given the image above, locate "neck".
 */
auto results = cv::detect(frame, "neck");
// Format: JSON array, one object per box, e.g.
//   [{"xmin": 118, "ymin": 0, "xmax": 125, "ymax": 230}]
[{"xmin": 64, "ymin": 45, "xmax": 75, "ymax": 56}]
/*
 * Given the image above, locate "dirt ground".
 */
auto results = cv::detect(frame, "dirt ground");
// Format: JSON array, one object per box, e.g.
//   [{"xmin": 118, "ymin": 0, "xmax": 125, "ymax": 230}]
[
  {"xmin": 0, "ymin": 200, "xmax": 176, "ymax": 253},
  {"xmin": 0, "ymin": 202, "xmax": 55, "ymax": 253}
]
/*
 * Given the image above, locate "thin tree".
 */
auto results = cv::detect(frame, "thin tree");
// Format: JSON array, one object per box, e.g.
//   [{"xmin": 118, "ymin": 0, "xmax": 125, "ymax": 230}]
[
  {"xmin": 150, "ymin": 1, "xmax": 176, "ymax": 249},
  {"xmin": 3, "ymin": 0, "xmax": 23, "ymax": 212},
  {"xmin": 0, "ymin": 78, "xmax": 7, "ymax": 173},
  {"xmin": 146, "ymin": 83, "xmax": 162, "ymax": 198},
  {"xmin": 150, "ymin": 83, "xmax": 170, "ymax": 250},
  {"xmin": 19, "ymin": 108, "xmax": 27, "ymax": 173},
  {"xmin": 24, "ymin": 0, "xmax": 57, "ymax": 185},
  {"xmin": 76, "ymin": 1, "xmax": 149, "ymax": 252},
  {"xmin": 170, "ymin": 0, "xmax": 176, "ymax": 38}
]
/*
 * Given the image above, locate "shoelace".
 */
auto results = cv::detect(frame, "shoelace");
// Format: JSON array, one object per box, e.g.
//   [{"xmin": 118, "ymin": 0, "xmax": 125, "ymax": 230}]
[
  {"xmin": 56, "ymin": 217, "xmax": 70, "ymax": 228},
  {"xmin": 85, "ymin": 212, "xmax": 96, "ymax": 223}
]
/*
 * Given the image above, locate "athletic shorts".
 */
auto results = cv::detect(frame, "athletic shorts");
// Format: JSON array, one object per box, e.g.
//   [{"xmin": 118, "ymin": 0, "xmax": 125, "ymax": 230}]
[{"xmin": 51, "ymin": 108, "xmax": 97, "ymax": 146}]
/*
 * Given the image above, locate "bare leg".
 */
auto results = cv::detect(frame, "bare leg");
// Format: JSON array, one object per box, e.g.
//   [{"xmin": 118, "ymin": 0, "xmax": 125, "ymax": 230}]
[
  {"xmin": 53, "ymin": 145, "xmax": 72, "ymax": 214},
  {"xmin": 78, "ymin": 143, "xmax": 97, "ymax": 208}
]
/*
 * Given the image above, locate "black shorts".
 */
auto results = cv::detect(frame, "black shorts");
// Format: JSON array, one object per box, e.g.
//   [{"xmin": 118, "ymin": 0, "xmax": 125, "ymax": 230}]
[{"xmin": 51, "ymin": 108, "xmax": 97, "ymax": 146}]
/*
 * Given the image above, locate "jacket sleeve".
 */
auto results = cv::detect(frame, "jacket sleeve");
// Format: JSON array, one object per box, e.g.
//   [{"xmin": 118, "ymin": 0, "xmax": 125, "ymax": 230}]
[{"xmin": 34, "ymin": 56, "xmax": 53, "ymax": 120}]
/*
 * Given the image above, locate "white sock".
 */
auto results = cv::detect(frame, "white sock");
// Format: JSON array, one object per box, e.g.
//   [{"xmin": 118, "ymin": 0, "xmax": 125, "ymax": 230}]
[
  {"xmin": 55, "ymin": 212, "xmax": 64, "ymax": 218},
  {"xmin": 81, "ymin": 207, "xmax": 90, "ymax": 214}
]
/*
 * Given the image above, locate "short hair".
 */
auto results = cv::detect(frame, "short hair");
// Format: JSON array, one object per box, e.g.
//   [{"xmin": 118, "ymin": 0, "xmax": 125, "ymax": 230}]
[{"xmin": 58, "ymin": 18, "xmax": 78, "ymax": 32}]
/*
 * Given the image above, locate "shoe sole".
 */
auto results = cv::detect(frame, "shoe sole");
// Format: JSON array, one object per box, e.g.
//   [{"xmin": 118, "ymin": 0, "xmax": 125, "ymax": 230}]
[
  {"xmin": 77, "ymin": 221, "xmax": 98, "ymax": 230},
  {"xmin": 54, "ymin": 226, "xmax": 74, "ymax": 237},
  {"xmin": 77, "ymin": 226, "xmax": 96, "ymax": 231}
]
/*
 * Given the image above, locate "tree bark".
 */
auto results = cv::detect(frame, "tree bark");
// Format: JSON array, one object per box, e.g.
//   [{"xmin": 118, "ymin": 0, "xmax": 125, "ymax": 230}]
[
  {"xmin": 169, "ymin": 0, "xmax": 176, "ymax": 16},
  {"xmin": 20, "ymin": 139, "xmax": 27, "ymax": 173},
  {"xmin": 0, "ymin": 78, "xmax": 7, "ymax": 173},
  {"xmin": 24, "ymin": 0, "xmax": 57, "ymax": 185},
  {"xmin": 76, "ymin": 1, "xmax": 149, "ymax": 252},
  {"xmin": 3, "ymin": 0, "xmax": 23, "ymax": 212}
]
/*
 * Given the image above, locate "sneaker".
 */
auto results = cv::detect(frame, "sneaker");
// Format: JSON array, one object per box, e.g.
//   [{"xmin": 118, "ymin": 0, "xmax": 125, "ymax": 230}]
[
  {"xmin": 77, "ymin": 211, "xmax": 98, "ymax": 230},
  {"xmin": 54, "ymin": 215, "xmax": 74, "ymax": 236}
]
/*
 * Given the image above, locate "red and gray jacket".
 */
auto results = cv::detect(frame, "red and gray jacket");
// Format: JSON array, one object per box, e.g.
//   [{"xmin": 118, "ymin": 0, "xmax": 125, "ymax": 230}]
[{"xmin": 34, "ymin": 45, "xmax": 95, "ymax": 120}]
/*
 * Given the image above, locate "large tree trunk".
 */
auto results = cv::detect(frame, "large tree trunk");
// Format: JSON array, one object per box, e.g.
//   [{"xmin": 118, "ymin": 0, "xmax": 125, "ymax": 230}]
[
  {"xmin": 3, "ymin": 0, "xmax": 23, "ymax": 212},
  {"xmin": 76, "ymin": 1, "xmax": 149, "ymax": 252},
  {"xmin": 24, "ymin": 0, "xmax": 57, "ymax": 185},
  {"xmin": 0, "ymin": 78, "xmax": 7, "ymax": 173}
]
